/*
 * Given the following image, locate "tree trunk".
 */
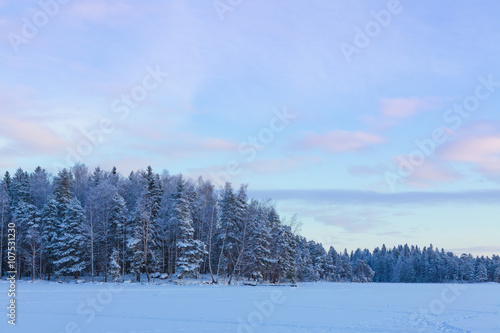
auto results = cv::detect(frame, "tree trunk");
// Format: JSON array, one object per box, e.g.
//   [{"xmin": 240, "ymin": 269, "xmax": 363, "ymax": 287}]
[
  {"xmin": 208, "ymin": 206, "xmax": 217, "ymax": 283},
  {"xmin": 32, "ymin": 242, "xmax": 36, "ymax": 282}
]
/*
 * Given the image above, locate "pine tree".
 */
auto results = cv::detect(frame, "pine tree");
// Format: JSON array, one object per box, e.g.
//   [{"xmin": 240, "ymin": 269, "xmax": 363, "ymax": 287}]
[
  {"xmin": 324, "ymin": 247, "xmax": 338, "ymax": 282},
  {"xmin": 53, "ymin": 169, "xmax": 73, "ymax": 218},
  {"xmin": 353, "ymin": 259, "xmax": 375, "ymax": 282},
  {"xmin": 217, "ymin": 182, "xmax": 241, "ymax": 278},
  {"xmin": 243, "ymin": 201, "xmax": 271, "ymax": 281},
  {"xmin": 340, "ymin": 252, "xmax": 353, "ymax": 281},
  {"xmin": 475, "ymin": 263, "xmax": 488, "ymax": 282},
  {"xmin": 295, "ymin": 240, "xmax": 315, "ymax": 282},
  {"xmin": 494, "ymin": 266, "xmax": 500, "ymax": 283},
  {"xmin": 108, "ymin": 248, "xmax": 121, "ymax": 282},
  {"xmin": 11, "ymin": 168, "xmax": 31, "ymax": 208},
  {"xmin": 18, "ymin": 201, "xmax": 42, "ymax": 281},
  {"xmin": 277, "ymin": 225, "xmax": 297, "ymax": 282},
  {"xmin": 129, "ymin": 196, "xmax": 154, "ymax": 282},
  {"xmin": 109, "ymin": 193, "xmax": 129, "ymax": 282},
  {"xmin": 172, "ymin": 183, "xmax": 205, "ymax": 279},
  {"xmin": 30, "ymin": 166, "xmax": 51, "ymax": 211},
  {"xmin": 459, "ymin": 254, "xmax": 475, "ymax": 282},
  {"xmin": 41, "ymin": 197, "xmax": 59, "ymax": 280},
  {"xmin": 129, "ymin": 168, "xmax": 162, "ymax": 283},
  {"xmin": 53, "ymin": 198, "xmax": 87, "ymax": 279}
]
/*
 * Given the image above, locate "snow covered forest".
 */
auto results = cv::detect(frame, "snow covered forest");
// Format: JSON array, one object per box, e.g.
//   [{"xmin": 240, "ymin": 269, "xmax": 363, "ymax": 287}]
[{"xmin": 1, "ymin": 165, "xmax": 499, "ymax": 284}]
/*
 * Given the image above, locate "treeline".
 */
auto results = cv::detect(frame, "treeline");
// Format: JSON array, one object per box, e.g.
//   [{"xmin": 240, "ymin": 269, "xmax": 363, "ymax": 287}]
[
  {"xmin": 0, "ymin": 165, "xmax": 499, "ymax": 284},
  {"xmin": 296, "ymin": 241, "xmax": 500, "ymax": 283},
  {"xmin": 0, "ymin": 164, "xmax": 300, "ymax": 283}
]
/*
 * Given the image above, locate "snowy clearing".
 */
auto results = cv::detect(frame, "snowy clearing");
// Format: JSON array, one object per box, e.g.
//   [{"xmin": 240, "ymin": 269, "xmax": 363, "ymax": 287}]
[{"xmin": 1, "ymin": 281, "xmax": 499, "ymax": 333}]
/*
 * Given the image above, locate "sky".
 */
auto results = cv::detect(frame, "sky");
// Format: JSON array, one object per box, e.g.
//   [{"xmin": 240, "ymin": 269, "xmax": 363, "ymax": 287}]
[{"xmin": 1, "ymin": 0, "xmax": 499, "ymax": 257}]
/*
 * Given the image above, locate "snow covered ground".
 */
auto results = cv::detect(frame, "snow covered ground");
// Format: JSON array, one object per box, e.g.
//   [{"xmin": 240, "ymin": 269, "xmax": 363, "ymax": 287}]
[{"xmin": 1, "ymin": 280, "xmax": 499, "ymax": 332}]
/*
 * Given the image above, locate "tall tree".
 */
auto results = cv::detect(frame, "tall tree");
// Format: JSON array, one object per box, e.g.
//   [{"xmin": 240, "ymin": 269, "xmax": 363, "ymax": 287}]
[
  {"xmin": 53, "ymin": 198, "xmax": 87, "ymax": 279},
  {"xmin": 172, "ymin": 184, "xmax": 205, "ymax": 279},
  {"xmin": 41, "ymin": 197, "xmax": 59, "ymax": 280}
]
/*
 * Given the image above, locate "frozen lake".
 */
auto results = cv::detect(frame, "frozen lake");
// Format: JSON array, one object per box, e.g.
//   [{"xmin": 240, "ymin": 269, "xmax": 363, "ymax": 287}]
[{"xmin": 1, "ymin": 280, "xmax": 499, "ymax": 332}]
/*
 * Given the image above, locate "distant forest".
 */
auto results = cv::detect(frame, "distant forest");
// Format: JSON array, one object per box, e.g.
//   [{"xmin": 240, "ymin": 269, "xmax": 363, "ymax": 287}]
[{"xmin": 1, "ymin": 165, "xmax": 499, "ymax": 284}]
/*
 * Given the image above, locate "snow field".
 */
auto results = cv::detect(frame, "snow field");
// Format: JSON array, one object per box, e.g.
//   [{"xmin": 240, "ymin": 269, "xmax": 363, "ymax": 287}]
[{"xmin": 1, "ymin": 281, "xmax": 499, "ymax": 332}]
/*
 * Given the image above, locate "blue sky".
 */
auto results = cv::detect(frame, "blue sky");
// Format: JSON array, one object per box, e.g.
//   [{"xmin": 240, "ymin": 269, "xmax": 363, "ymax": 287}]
[{"xmin": 1, "ymin": 0, "xmax": 499, "ymax": 256}]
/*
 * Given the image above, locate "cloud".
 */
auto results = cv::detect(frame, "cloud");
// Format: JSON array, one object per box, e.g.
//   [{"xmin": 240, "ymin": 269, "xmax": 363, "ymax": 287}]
[
  {"xmin": 441, "ymin": 135, "xmax": 500, "ymax": 175},
  {"xmin": 66, "ymin": 0, "xmax": 134, "ymax": 24},
  {"xmin": 298, "ymin": 130, "xmax": 385, "ymax": 153},
  {"xmin": 315, "ymin": 214, "xmax": 381, "ymax": 233},
  {"xmin": 348, "ymin": 164, "xmax": 387, "ymax": 176},
  {"xmin": 405, "ymin": 161, "xmax": 462, "ymax": 187},
  {"xmin": 186, "ymin": 155, "xmax": 320, "ymax": 184},
  {"xmin": 448, "ymin": 246, "xmax": 500, "ymax": 257},
  {"xmin": 244, "ymin": 156, "xmax": 320, "ymax": 175},
  {"xmin": 0, "ymin": 117, "xmax": 67, "ymax": 154},
  {"xmin": 362, "ymin": 97, "xmax": 442, "ymax": 130},
  {"xmin": 127, "ymin": 132, "xmax": 239, "ymax": 159},
  {"xmin": 380, "ymin": 97, "xmax": 439, "ymax": 119},
  {"xmin": 389, "ymin": 156, "xmax": 463, "ymax": 188},
  {"xmin": 248, "ymin": 189, "xmax": 500, "ymax": 206}
]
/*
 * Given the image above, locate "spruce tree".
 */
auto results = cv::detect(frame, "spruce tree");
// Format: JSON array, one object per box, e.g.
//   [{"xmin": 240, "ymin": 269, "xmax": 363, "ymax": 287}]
[
  {"xmin": 172, "ymin": 183, "xmax": 205, "ymax": 279},
  {"xmin": 53, "ymin": 198, "xmax": 87, "ymax": 279},
  {"xmin": 41, "ymin": 197, "xmax": 59, "ymax": 280}
]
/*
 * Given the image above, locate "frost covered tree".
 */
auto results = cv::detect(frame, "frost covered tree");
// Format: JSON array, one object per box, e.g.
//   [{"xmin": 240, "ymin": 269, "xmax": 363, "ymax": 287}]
[
  {"xmin": 109, "ymin": 193, "xmax": 129, "ymax": 281},
  {"xmin": 41, "ymin": 197, "xmax": 59, "ymax": 280},
  {"xmin": 17, "ymin": 201, "xmax": 42, "ymax": 281},
  {"xmin": 129, "ymin": 167, "xmax": 162, "ymax": 282},
  {"xmin": 216, "ymin": 182, "xmax": 239, "ymax": 278},
  {"xmin": 108, "ymin": 248, "xmax": 121, "ymax": 282},
  {"xmin": 227, "ymin": 185, "xmax": 250, "ymax": 284},
  {"xmin": 53, "ymin": 169, "xmax": 73, "ymax": 214},
  {"xmin": 30, "ymin": 166, "xmax": 51, "ymax": 211},
  {"xmin": 53, "ymin": 198, "xmax": 87, "ymax": 279},
  {"xmin": 494, "ymin": 266, "xmax": 500, "ymax": 283},
  {"xmin": 172, "ymin": 182, "xmax": 206, "ymax": 279},
  {"xmin": 242, "ymin": 200, "xmax": 271, "ymax": 281},
  {"xmin": 353, "ymin": 259, "xmax": 375, "ymax": 283},
  {"xmin": 475, "ymin": 263, "xmax": 488, "ymax": 282},
  {"xmin": 459, "ymin": 254, "xmax": 475, "ymax": 282}
]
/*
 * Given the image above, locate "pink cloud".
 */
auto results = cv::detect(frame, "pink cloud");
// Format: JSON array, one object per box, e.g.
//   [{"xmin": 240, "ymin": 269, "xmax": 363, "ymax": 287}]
[
  {"xmin": 245, "ymin": 156, "xmax": 320, "ymax": 175},
  {"xmin": 380, "ymin": 97, "xmax": 439, "ymax": 119},
  {"xmin": 186, "ymin": 156, "xmax": 320, "ymax": 182},
  {"xmin": 200, "ymin": 137, "xmax": 239, "ymax": 152},
  {"xmin": 441, "ymin": 135, "xmax": 500, "ymax": 175},
  {"xmin": 402, "ymin": 159, "xmax": 462, "ymax": 188},
  {"xmin": 67, "ymin": 1, "xmax": 133, "ymax": 23},
  {"xmin": 0, "ymin": 117, "xmax": 67, "ymax": 154},
  {"xmin": 126, "ymin": 132, "xmax": 239, "ymax": 159},
  {"xmin": 299, "ymin": 131, "xmax": 385, "ymax": 153}
]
